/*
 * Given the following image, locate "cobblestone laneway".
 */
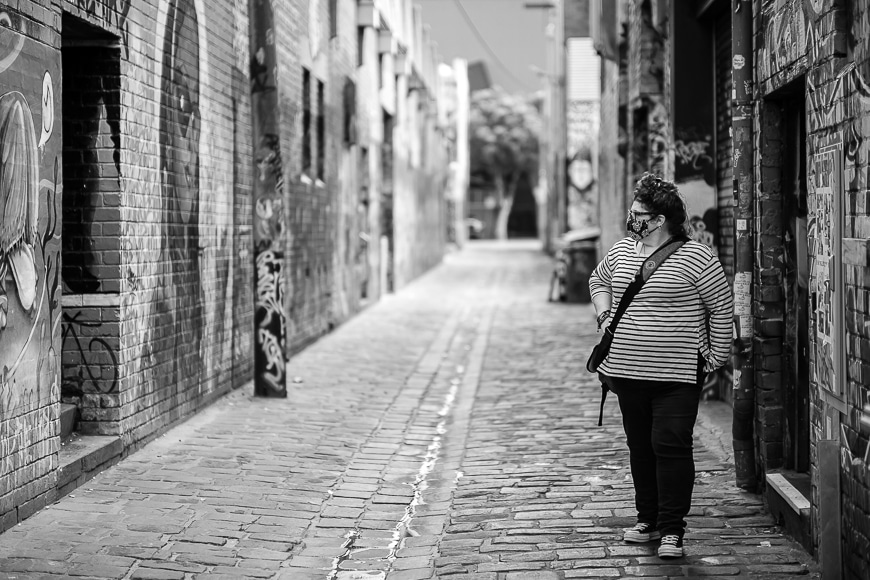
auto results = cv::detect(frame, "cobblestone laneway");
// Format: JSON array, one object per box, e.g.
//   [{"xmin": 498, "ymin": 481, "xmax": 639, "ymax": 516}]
[{"xmin": 0, "ymin": 242, "xmax": 819, "ymax": 579}]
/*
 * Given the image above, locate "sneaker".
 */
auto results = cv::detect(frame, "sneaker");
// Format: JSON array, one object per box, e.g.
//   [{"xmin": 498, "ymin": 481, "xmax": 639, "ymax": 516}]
[
  {"xmin": 657, "ymin": 534, "xmax": 684, "ymax": 558},
  {"xmin": 623, "ymin": 522, "xmax": 661, "ymax": 543}
]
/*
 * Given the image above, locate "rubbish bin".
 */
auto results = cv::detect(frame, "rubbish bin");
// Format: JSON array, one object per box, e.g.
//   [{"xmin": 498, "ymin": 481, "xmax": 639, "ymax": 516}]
[{"xmin": 562, "ymin": 227, "xmax": 600, "ymax": 304}]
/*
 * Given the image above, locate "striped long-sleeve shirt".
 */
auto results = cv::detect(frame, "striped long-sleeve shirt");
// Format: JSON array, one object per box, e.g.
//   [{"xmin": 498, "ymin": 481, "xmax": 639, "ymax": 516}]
[{"xmin": 588, "ymin": 238, "xmax": 733, "ymax": 384}]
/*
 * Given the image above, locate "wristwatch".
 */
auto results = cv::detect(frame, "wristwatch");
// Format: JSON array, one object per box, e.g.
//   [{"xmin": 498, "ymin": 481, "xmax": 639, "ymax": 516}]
[{"xmin": 596, "ymin": 310, "xmax": 611, "ymax": 330}]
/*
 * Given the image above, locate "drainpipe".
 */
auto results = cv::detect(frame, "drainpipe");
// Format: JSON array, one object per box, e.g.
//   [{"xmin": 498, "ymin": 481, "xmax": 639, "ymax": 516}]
[{"xmin": 731, "ymin": 0, "xmax": 757, "ymax": 491}]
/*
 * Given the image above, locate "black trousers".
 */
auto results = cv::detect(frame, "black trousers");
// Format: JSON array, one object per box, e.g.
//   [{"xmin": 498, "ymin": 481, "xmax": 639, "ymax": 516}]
[{"xmin": 602, "ymin": 374, "xmax": 702, "ymax": 537}]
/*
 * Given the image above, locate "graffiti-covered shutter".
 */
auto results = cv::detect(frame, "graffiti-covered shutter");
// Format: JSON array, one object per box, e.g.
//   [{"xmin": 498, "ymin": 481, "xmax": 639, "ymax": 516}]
[{"xmin": 715, "ymin": 11, "xmax": 733, "ymax": 281}]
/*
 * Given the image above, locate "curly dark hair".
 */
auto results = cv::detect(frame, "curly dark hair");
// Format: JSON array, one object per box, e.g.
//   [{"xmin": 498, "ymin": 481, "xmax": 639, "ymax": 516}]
[{"xmin": 632, "ymin": 172, "xmax": 690, "ymax": 236}]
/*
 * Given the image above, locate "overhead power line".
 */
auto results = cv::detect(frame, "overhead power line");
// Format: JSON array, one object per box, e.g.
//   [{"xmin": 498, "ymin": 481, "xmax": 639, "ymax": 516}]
[{"xmin": 451, "ymin": 0, "xmax": 533, "ymax": 92}]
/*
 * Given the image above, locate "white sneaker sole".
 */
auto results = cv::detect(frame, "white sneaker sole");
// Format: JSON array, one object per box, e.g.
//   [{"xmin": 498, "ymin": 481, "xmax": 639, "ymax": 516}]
[
  {"xmin": 623, "ymin": 531, "xmax": 661, "ymax": 543},
  {"xmin": 657, "ymin": 546, "xmax": 684, "ymax": 558}
]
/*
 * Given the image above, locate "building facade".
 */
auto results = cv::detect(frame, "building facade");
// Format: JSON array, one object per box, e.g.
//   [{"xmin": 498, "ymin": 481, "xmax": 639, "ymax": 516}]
[
  {"xmin": 592, "ymin": 0, "xmax": 870, "ymax": 577},
  {"xmin": 0, "ymin": 0, "xmax": 465, "ymax": 532}
]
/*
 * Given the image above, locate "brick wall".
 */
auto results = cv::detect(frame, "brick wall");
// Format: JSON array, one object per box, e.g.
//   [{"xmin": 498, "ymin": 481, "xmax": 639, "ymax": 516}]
[
  {"xmin": 755, "ymin": 0, "xmax": 870, "ymax": 574},
  {"xmin": 755, "ymin": 100, "xmax": 786, "ymax": 470},
  {"xmin": 1, "ymin": 0, "xmax": 455, "ymax": 532},
  {"xmin": 329, "ymin": 0, "xmax": 367, "ymax": 319},
  {"xmin": 277, "ymin": 0, "xmax": 338, "ymax": 353},
  {"xmin": 394, "ymin": 80, "xmax": 448, "ymax": 289},
  {"xmin": 1, "ymin": 0, "xmax": 256, "ymax": 527},
  {"xmin": 0, "ymin": 1, "xmax": 63, "ymax": 531},
  {"xmin": 113, "ymin": 0, "xmax": 253, "ymax": 443}
]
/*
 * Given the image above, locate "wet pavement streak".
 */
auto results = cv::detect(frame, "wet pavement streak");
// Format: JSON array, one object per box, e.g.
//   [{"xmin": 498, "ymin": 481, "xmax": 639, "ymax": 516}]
[{"xmin": 0, "ymin": 241, "xmax": 820, "ymax": 579}]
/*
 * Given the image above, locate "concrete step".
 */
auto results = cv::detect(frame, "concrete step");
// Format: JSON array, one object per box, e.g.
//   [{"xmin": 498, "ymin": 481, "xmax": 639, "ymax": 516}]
[
  {"xmin": 57, "ymin": 434, "xmax": 123, "ymax": 498},
  {"xmin": 766, "ymin": 470, "xmax": 812, "ymax": 553},
  {"xmin": 60, "ymin": 404, "xmax": 78, "ymax": 440}
]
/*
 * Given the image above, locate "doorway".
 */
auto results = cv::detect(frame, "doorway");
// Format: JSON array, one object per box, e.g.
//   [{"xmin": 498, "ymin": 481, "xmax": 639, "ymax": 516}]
[
  {"xmin": 781, "ymin": 86, "xmax": 810, "ymax": 474},
  {"xmin": 60, "ymin": 14, "xmax": 122, "ymax": 436}
]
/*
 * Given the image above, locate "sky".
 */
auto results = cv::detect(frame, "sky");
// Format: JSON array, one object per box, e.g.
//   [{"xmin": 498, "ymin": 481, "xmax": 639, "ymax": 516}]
[{"xmin": 415, "ymin": 0, "xmax": 551, "ymax": 95}]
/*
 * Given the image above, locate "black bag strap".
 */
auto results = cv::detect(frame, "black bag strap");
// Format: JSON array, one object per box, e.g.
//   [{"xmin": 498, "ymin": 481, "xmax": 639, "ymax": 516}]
[{"xmin": 596, "ymin": 236, "xmax": 688, "ymax": 427}]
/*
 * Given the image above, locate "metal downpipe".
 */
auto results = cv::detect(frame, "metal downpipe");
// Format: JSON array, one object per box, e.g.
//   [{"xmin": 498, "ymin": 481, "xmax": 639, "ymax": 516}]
[{"xmin": 731, "ymin": 0, "xmax": 757, "ymax": 491}]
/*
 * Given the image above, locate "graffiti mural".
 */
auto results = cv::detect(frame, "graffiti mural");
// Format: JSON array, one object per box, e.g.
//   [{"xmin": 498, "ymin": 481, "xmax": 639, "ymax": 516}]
[
  {"xmin": 74, "ymin": 0, "xmax": 132, "ymax": 49},
  {"xmin": 670, "ymin": 2, "xmax": 718, "ymax": 255},
  {"xmin": 61, "ymin": 311, "xmax": 119, "ymax": 395},
  {"xmin": 673, "ymin": 129, "xmax": 717, "ymax": 253},
  {"xmin": 0, "ymin": 92, "xmax": 40, "ymax": 326},
  {"xmin": 648, "ymin": 96, "xmax": 669, "ymax": 178},
  {"xmin": 807, "ymin": 140, "xmax": 843, "ymax": 397},
  {"xmin": 250, "ymin": 0, "xmax": 287, "ymax": 396},
  {"xmin": 255, "ymin": 249, "xmax": 285, "ymax": 391},
  {"xmin": 804, "ymin": 1, "xmax": 870, "ymax": 224},
  {"xmin": 566, "ymin": 100, "xmax": 597, "ymax": 231},
  {"xmin": 0, "ymin": 9, "xmax": 61, "ymax": 488},
  {"xmin": 156, "ymin": 0, "xmax": 203, "ymax": 398},
  {"xmin": 757, "ymin": 0, "xmax": 806, "ymax": 83}
]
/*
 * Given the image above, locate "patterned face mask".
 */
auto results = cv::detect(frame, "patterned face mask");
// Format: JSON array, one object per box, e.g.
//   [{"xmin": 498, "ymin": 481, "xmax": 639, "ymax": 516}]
[{"xmin": 626, "ymin": 213, "xmax": 661, "ymax": 241}]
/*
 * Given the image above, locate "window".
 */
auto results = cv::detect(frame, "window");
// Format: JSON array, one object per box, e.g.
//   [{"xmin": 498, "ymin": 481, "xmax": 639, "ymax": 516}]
[
  {"xmin": 329, "ymin": 0, "xmax": 337, "ymax": 39},
  {"xmin": 317, "ymin": 80, "xmax": 325, "ymax": 181},
  {"xmin": 343, "ymin": 78, "xmax": 356, "ymax": 146},
  {"xmin": 302, "ymin": 68, "xmax": 312, "ymax": 175}
]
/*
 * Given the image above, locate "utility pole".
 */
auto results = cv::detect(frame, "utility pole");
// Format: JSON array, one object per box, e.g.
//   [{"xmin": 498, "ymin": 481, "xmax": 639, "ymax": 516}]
[
  {"xmin": 731, "ymin": 0, "xmax": 756, "ymax": 489},
  {"xmin": 249, "ymin": 0, "xmax": 288, "ymax": 397}
]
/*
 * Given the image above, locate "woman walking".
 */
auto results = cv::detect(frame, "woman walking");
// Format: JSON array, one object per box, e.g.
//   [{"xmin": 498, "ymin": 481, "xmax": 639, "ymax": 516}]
[{"xmin": 588, "ymin": 173, "xmax": 733, "ymax": 559}]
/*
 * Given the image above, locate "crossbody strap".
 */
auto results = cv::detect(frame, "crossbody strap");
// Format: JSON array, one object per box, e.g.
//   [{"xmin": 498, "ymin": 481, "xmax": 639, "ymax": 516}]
[{"xmin": 606, "ymin": 236, "xmax": 688, "ymax": 335}]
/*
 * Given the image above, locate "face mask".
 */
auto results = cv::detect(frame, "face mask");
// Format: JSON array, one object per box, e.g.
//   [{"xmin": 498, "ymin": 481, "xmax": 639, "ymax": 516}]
[{"xmin": 626, "ymin": 214, "xmax": 661, "ymax": 241}]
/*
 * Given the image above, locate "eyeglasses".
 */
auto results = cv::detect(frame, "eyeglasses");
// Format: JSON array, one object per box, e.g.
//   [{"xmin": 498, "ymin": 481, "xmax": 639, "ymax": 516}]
[{"xmin": 628, "ymin": 210, "xmax": 656, "ymax": 219}]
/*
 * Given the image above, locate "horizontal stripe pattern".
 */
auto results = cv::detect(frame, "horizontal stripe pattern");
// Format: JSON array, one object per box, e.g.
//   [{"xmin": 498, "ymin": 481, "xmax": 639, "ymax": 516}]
[{"xmin": 589, "ymin": 238, "xmax": 734, "ymax": 383}]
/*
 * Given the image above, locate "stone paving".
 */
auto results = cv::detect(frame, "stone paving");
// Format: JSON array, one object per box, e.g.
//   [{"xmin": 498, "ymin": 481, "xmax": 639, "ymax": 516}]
[{"xmin": 0, "ymin": 241, "xmax": 820, "ymax": 579}]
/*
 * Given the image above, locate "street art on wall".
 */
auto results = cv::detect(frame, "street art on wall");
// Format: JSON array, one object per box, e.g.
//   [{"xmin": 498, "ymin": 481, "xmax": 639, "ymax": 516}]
[
  {"xmin": 566, "ymin": 101, "xmax": 597, "ymax": 230},
  {"xmin": 0, "ymin": 92, "xmax": 40, "ymax": 326},
  {"xmin": 670, "ymin": 3, "xmax": 718, "ymax": 255},
  {"xmin": 61, "ymin": 310, "xmax": 118, "ymax": 395},
  {"xmin": 647, "ymin": 97, "xmax": 669, "ymax": 179},
  {"xmin": 157, "ymin": 0, "xmax": 204, "ymax": 399},
  {"xmin": 757, "ymin": 0, "xmax": 806, "ymax": 83},
  {"xmin": 672, "ymin": 127, "xmax": 717, "ymax": 254},
  {"xmin": 807, "ymin": 140, "xmax": 844, "ymax": 399},
  {"xmin": 250, "ymin": 0, "xmax": 287, "ymax": 396},
  {"xmin": 74, "ymin": 0, "xmax": 131, "ymax": 41},
  {"xmin": 109, "ymin": 0, "xmax": 241, "ymax": 431},
  {"xmin": 802, "ymin": 0, "xmax": 870, "ymax": 406},
  {"xmin": 804, "ymin": 0, "xmax": 870, "ymax": 195},
  {"xmin": 0, "ymin": 9, "xmax": 61, "ymax": 456}
]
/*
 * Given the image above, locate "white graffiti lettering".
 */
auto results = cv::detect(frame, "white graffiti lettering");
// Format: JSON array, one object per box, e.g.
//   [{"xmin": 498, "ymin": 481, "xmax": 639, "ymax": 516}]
[
  {"xmin": 257, "ymin": 327, "xmax": 284, "ymax": 388},
  {"xmin": 255, "ymin": 250, "xmax": 283, "ymax": 327},
  {"xmin": 674, "ymin": 139, "xmax": 712, "ymax": 170},
  {"xmin": 75, "ymin": 0, "xmax": 130, "ymax": 34}
]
